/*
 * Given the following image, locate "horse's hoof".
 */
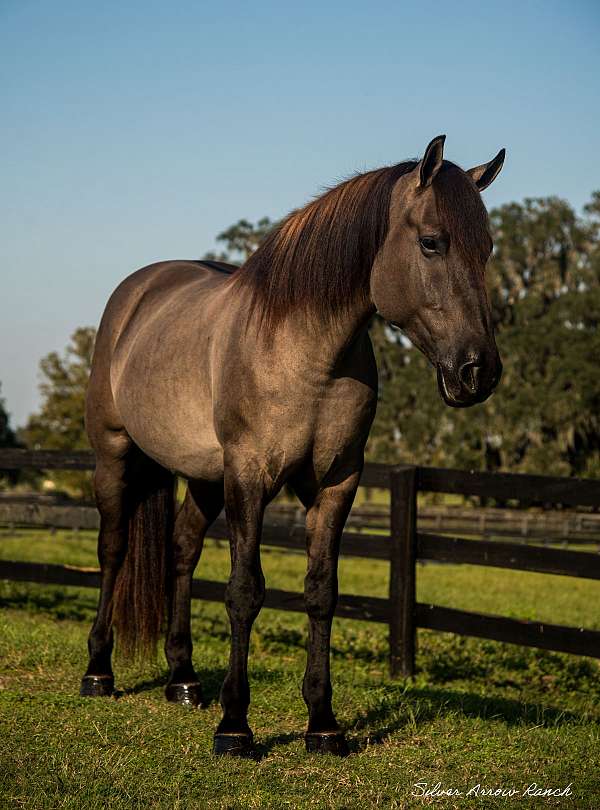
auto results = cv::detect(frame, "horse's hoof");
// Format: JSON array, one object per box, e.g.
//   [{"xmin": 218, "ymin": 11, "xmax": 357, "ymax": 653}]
[
  {"xmin": 165, "ymin": 682, "xmax": 204, "ymax": 708},
  {"xmin": 213, "ymin": 732, "xmax": 255, "ymax": 758},
  {"xmin": 80, "ymin": 675, "xmax": 114, "ymax": 698},
  {"xmin": 305, "ymin": 731, "xmax": 350, "ymax": 757}
]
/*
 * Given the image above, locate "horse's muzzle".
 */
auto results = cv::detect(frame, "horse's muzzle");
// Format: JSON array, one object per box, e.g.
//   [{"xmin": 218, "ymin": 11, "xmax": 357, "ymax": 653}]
[{"xmin": 436, "ymin": 351, "xmax": 502, "ymax": 408}]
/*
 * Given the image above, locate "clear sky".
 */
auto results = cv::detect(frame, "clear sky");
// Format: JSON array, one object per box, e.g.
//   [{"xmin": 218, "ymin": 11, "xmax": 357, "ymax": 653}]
[{"xmin": 1, "ymin": 0, "xmax": 599, "ymax": 426}]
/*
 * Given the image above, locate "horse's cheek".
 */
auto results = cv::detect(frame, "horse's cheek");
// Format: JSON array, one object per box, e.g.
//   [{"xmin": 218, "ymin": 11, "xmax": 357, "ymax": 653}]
[{"xmin": 370, "ymin": 263, "xmax": 417, "ymax": 327}]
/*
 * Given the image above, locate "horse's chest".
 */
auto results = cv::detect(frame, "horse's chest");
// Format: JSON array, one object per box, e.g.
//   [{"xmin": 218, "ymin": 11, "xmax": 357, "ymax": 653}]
[{"xmin": 231, "ymin": 375, "xmax": 376, "ymax": 484}]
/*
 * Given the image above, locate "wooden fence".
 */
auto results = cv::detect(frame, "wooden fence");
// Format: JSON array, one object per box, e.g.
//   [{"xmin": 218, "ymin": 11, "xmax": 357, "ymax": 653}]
[
  {"xmin": 1, "ymin": 449, "xmax": 600, "ymax": 675},
  {"xmin": 4, "ymin": 494, "xmax": 600, "ymax": 548}
]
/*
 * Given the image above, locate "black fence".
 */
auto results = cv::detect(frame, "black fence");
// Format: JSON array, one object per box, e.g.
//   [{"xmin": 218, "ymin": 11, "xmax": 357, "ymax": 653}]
[{"xmin": 1, "ymin": 449, "xmax": 599, "ymax": 675}]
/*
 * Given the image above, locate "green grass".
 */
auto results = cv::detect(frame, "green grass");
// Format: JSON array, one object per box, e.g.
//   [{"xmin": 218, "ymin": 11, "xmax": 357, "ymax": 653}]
[{"xmin": 1, "ymin": 528, "xmax": 599, "ymax": 809}]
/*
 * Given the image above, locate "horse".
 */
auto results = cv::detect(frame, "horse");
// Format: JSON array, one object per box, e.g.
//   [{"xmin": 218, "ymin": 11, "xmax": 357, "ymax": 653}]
[{"xmin": 80, "ymin": 135, "xmax": 505, "ymax": 757}]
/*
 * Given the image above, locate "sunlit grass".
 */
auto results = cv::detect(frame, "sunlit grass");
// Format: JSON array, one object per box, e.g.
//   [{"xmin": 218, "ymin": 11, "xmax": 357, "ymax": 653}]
[{"xmin": 1, "ymin": 528, "xmax": 599, "ymax": 808}]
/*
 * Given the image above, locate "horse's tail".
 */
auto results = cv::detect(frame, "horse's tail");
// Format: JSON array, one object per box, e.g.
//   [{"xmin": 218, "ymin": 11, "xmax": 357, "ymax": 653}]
[{"xmin": 113, "ymin": 456, "xmax": 175, "ymax": 660}]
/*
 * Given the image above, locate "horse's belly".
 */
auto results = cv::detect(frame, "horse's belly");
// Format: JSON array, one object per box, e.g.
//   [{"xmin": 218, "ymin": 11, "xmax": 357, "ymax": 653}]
[
  {"xmin": 113, "ymin": 376, "xmax": 224, "ymax": 481},
  {"xmin": 142, "ymin": 431, "xmax": 224, "ymax": 481}
]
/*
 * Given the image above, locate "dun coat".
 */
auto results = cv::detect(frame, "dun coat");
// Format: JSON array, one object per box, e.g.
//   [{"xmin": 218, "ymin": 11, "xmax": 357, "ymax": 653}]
[{"xmin": 81, "ymin": 136, "xmax": 505, "ymax": 757}]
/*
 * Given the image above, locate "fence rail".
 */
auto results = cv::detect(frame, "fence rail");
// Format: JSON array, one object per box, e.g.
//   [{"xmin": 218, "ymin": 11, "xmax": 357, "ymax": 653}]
[
  {"xmin": 5, "ymin": 493, "xmax": 600, "ymax": 547},
  {"xmin": 2, "ymin": 448, "xmax": 600, "ymax": 675}
]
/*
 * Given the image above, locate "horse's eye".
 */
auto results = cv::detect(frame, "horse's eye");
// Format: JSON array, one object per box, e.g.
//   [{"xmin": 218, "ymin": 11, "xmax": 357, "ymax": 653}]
[{"xmin": 419, "ymin": 236, "xmax": 438, "ymax": 253}]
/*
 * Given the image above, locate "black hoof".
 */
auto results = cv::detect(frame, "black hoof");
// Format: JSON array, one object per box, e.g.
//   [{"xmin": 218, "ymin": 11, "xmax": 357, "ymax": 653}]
[
  {"xmin": 213, "ymin": 732, "xmax": 255, "ymax": 758},
  {"xmin": 80, "ymin": 675, "xmax": 114, "ymax": 698},
  {"xmin": 165, "ymin": 682, "xmax": 204, "ymax": 708},
  {"xmin": 305, "ymin": 732, "xmax": 349, "ymax": 757}
]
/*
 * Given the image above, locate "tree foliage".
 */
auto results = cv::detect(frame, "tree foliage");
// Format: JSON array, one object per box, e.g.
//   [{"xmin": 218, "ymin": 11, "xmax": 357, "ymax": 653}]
[
  {"xmin": 203, "ymin": 217, "xmax": 277, "ymax": 264},
  {"xmin": 0, "ymin": 384, "xmax": 17, "ymax": 450},
  {"xmin": 20, "ymin": 327, "xmax": 96, "ymax": 497},
  {"xmin": 0, "ymin": 383, "xmax": 20, "ymax": 487}
]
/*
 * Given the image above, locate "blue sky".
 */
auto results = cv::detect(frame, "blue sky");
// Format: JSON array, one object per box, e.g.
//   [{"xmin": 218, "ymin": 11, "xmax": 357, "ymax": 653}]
[{"xmin": 1, "ymin": 0, "xmax": 599, "ymax": 425}]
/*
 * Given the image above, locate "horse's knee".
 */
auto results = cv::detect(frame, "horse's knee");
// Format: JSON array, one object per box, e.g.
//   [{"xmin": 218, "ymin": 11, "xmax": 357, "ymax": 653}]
[
  {"xmin": 225, "ymin": 567, "xmax": 265, "ymax": 623},
  {"xmin": 304, "ymin": 568, "xmax": 337, "ymax": 622}
]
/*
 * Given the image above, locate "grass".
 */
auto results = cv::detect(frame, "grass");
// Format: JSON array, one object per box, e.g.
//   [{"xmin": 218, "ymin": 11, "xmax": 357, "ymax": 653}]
[{"xmin": 1, "ymin": 528, "xmax": 599, "ymax": 809}]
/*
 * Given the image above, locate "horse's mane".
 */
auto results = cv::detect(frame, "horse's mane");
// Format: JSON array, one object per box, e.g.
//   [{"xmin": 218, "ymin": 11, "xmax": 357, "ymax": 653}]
[{"xmin": 234, "ymin": 159, "xmax": 489, "ymax": 330}]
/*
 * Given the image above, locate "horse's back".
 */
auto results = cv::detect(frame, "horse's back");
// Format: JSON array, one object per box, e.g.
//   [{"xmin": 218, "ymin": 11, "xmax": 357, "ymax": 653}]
[{"xmin": 94, "ymin": 260, "xmax": 234, "ymax": 354}]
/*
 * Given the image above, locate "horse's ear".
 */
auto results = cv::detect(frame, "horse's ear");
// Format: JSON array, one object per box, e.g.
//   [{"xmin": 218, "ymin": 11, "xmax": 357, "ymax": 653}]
[
  {"xmin": 418, "ymin": 135, "xmax": 446, "ymax": 188},
  {"xmin": 467, "ymin": 148, "xmax": 506, "ymax": 191}
]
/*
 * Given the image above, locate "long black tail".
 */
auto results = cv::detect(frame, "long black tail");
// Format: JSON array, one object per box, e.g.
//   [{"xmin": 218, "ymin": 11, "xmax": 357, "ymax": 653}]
[{"xmin": 113, "ymin": 456, "xmax": 175, "ymax": 660}]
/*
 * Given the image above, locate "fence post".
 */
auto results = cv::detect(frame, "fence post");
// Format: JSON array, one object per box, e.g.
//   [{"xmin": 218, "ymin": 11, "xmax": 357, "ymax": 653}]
[{"xmin": 389, "ymin": 465, "xmax": 417, "ymax": 678}]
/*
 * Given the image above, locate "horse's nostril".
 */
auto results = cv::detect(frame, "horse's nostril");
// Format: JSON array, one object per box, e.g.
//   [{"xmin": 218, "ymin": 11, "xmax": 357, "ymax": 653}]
[{"xmin": 459, "ymin": 361, "xmax": 482, "ymax": 393}]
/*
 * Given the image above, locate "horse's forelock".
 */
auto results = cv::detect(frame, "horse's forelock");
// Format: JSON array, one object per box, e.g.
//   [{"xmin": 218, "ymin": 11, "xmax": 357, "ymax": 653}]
[{"xmin": 434, "ymin": 163, "xmax": 491, "ymax": 268}]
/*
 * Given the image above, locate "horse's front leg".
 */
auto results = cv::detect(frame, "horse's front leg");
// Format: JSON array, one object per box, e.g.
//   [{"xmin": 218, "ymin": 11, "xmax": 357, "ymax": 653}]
[
  {"xmin": 213, "ymin": 461, "xmax": 267, "ymax": 757},
  {"xmin": 302, "ymin": 470, "xmax": 360, "ymax": 756}
]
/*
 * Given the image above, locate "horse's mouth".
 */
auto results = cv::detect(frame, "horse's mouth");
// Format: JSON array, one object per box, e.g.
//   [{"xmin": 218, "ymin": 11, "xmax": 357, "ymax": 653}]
[
  {"xmin": 436, "ymin": 365, "xmax": 495, "ymax": 409},
  {"xmin": 388, "ymin": 322, "xmax": 501, "ymax": 408}
]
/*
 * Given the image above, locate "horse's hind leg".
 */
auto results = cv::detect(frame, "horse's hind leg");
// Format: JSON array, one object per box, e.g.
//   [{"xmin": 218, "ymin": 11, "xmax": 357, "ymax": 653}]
[
  {"xmin": 165, "ymin": 479, "xmax": 224, "ymax": 707},
  {"xmin": 80, "ymin": 431, "xmax": 132, "ymax": 697}
]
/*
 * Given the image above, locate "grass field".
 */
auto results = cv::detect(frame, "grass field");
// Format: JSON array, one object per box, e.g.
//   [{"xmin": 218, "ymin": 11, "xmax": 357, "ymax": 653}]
[{"xmin": 1, "ymin": 527, "xmax": 599, "ymax": 809}]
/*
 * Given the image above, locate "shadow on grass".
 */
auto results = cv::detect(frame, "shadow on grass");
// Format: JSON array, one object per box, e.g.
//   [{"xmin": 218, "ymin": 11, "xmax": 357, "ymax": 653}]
[
  {"xmin": 116, "ymin": 665, "xmax": 282, "ymax": 708},
  {"xmin": 0, "ymin": 586, "xmax": 97, "ymax": 621},
  {"xmin": 115, "ymin": 677, "xmax": 169, "ymax": 698},
  {"xmin": 254, "ymin": 731, "xmax": 305, "ymax": 759},
  {"xmin": 348, "ymin": 684, "xmax": 583, "ymax": 752},
  {"xmin": 111, "ymin": 668, "xmax": 227, "ymax": 704},
  {"xmin": 196, "ymin": 666, "xmax": 227, "ymax": 705},
  {"xmin": 258, "ymin": 625, "xmax": 387, "ymax": 665}
]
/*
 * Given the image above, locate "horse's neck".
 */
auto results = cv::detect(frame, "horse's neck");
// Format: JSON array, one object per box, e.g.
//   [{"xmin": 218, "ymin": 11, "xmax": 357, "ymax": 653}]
[{"xmin": 265, "ymin": 295, "xmax": 375, "ymax": 375}]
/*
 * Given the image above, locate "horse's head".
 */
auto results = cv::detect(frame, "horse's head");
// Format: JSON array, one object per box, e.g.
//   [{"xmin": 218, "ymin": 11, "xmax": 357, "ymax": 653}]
[{"xmin": 371, "ymin": 135, "xmax": 504, "ymax": 407}]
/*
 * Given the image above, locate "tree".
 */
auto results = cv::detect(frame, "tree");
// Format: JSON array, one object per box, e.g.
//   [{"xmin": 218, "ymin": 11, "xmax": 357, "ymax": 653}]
[
  {"xmin": 487, "ymin": 195, "xmax": 597, "ymax": 326},
  {"xmin": 202, "ymin": 217, "xmax": 277, "ymax": 264},
  {"xmin": 0, "ymin": 383, "xmax": 20, "ymax": 487},
  {"xmin": 20, "ymin": 327, "xmax": 96, "ymax": 497},
  {"xmin": 0, "ymin": 384, "xmax": 17, "ymax": 450}
]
